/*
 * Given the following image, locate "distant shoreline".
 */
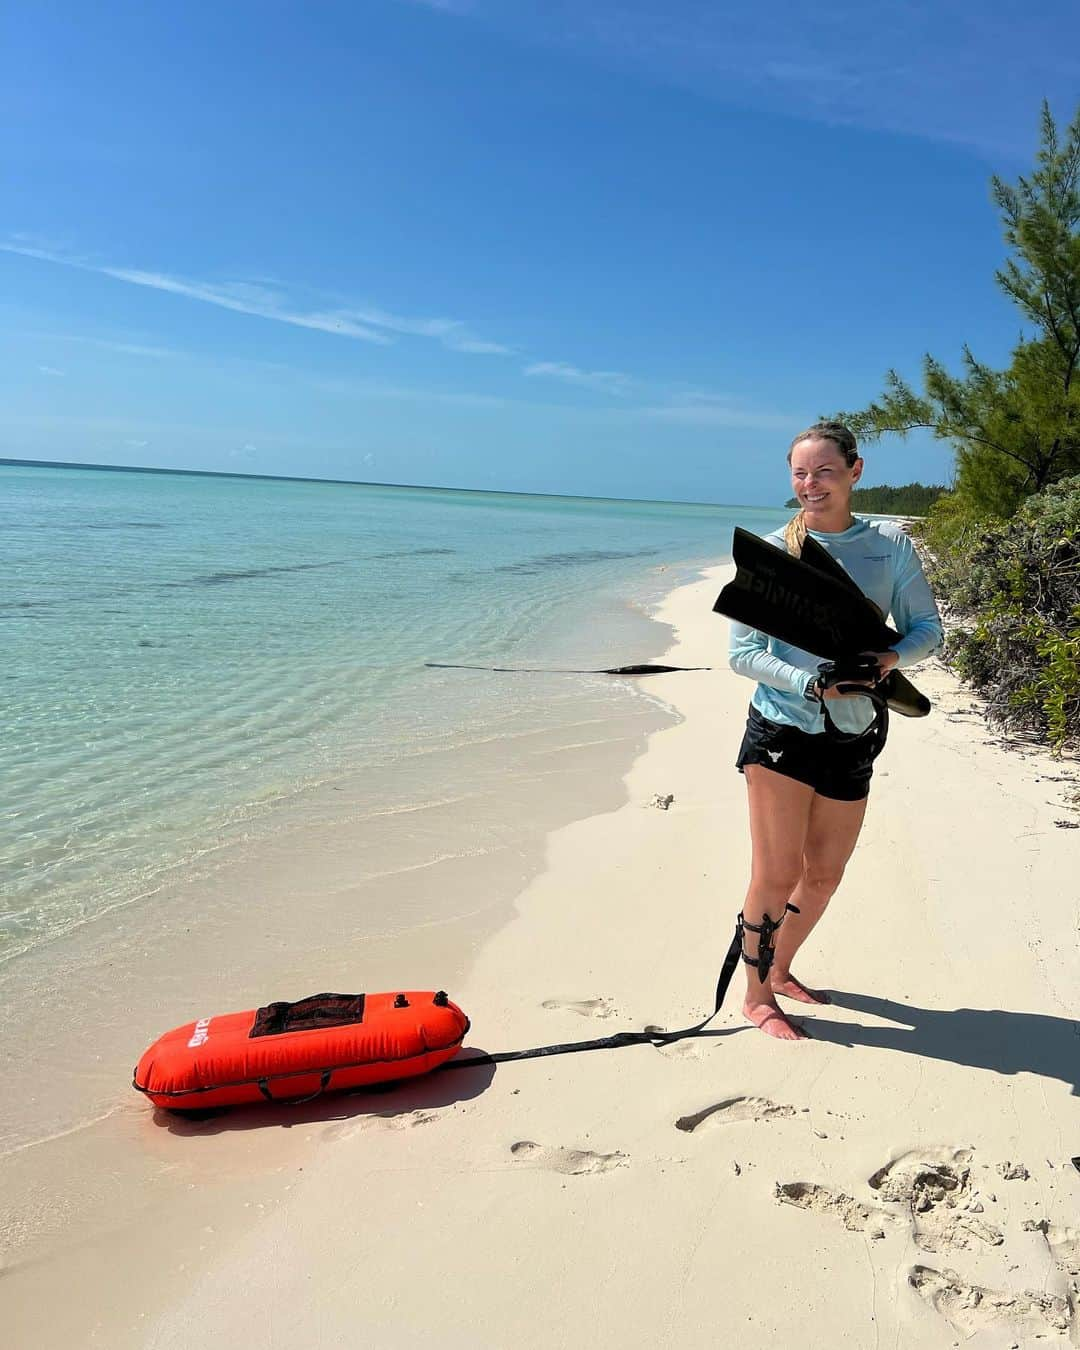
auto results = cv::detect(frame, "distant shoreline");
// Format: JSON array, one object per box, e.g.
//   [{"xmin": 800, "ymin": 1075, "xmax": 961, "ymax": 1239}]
[{"xmin": 0, "ymin": 456, "xmax": 749, "ymax": 513}]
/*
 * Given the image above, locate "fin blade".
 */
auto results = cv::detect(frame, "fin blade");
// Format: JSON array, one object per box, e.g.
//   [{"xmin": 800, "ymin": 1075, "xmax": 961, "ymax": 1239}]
[
  {"xmin": 715, "ymin": 528, "xmax": 898, "ymax": 658},
  {"xmin": 716, "ymin": 529, "xmax": 932, "ymax": 717}
]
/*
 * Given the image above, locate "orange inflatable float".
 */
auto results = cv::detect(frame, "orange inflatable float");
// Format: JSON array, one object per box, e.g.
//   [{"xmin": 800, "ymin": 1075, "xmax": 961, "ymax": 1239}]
[{"xmin": 133, "ymin": 989, "xmax": 469, "ymax": 1112}]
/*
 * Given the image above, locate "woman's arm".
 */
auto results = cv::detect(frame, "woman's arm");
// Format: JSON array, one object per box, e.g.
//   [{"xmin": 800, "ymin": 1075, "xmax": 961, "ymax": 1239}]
[
  {"xmin": 888, "ymin": 536, "xmax": 944, "ymax": 668},
  {"xmin": 729, "ymin": 621, "xmax": 816, "ymax": 697}
]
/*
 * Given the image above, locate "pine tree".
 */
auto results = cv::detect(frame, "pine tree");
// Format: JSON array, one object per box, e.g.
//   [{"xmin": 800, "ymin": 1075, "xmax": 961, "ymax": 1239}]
[{"xmin": 842, "ymin": 102, "xmax": 1080, "ymax": 513}]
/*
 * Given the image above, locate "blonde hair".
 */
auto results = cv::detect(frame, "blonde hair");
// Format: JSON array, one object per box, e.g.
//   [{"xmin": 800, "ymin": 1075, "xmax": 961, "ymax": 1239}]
[{"xmin": 783, "ymin": 421, "xmax": 860, "ymax": 556}]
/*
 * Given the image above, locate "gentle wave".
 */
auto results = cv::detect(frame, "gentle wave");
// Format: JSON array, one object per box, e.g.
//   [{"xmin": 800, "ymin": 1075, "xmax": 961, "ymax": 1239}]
[{"xmin": 3, "ymin": 462, "xmax": 787, "ymax": 963}]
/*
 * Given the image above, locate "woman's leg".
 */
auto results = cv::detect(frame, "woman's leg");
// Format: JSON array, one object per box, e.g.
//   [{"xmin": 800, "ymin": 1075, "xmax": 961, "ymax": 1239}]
[
  {"xmin": 740, "ymin": 764, "xmax": 815, "ymax": 1040},
  {"xmin": 770, "ymin": 791, "xmax": 868, "ymax": 1004}
]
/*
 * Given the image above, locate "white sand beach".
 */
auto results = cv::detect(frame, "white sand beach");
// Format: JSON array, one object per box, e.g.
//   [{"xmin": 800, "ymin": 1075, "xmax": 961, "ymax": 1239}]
[{"xmin": 4, "ymin": 563, "xmax": 1079, "ymax": 1350}]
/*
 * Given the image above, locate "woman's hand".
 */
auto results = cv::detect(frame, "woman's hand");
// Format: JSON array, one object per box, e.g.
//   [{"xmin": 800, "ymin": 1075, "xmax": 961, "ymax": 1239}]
[
  {"xmin": 818, "ymin": 651, "xmax": 899, "ymax": 700},
  {"xmin": 861, "ymin": 650, "xmax": 899, "ymax": 682}
]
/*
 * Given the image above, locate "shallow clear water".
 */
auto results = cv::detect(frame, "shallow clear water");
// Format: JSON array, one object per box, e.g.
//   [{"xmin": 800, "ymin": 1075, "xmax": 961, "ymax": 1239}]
[{"xmin": 3, "ymin": 463, "xmax": 787, "ymax": 962}]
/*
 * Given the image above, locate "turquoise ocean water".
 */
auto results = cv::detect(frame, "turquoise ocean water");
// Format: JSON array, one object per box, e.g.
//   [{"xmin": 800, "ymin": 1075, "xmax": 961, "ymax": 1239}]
[{"xmin": 3, "ymin": 463, "xmax": 788, "ymax": 966}]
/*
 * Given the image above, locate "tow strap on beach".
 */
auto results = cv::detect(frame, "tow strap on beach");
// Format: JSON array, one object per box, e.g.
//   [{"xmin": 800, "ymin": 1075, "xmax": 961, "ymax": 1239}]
[
  {"xmin": 440, "ymin": 921, "xmax": 746, "ymax": 1073},
  {"xmin": 426, "ymin": 662, "xmax": 711, "ymax": 675}
]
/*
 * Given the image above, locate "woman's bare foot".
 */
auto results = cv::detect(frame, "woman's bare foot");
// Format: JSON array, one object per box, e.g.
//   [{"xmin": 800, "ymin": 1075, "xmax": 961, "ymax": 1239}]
[
  {"xmin": 743, "ymin": 997, "xmax": 808, "ymax": 1041},
  {"xmin": 771, "ymin": 972, "xmax": 831, "ymax": 1005}
]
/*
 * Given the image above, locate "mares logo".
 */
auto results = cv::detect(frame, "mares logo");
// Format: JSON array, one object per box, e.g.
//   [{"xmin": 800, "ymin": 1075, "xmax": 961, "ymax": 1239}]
[{"xmin": 187, "ymin": 1017, "xmax": 211, "ymax": 1049}]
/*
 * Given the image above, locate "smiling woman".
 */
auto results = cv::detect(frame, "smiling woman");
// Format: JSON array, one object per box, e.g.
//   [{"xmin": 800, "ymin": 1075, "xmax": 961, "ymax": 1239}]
[{"xmin": 727, "ymin": 421, "xmax": 943, "ymax": 1041}]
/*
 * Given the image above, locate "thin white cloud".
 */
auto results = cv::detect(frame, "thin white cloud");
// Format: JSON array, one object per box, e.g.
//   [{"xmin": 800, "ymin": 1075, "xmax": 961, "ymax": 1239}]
[
  {"xmin": 38, "ymin": 364, "xmax": 66, "ymax": 376},
  {"xmin": 310, "ymin": 374, "xmax": 511, "ymax": 409},
  {"xmin": 90, "ymin": 261, "xmax": 393, "ymax": 343},
  {"xmin": 401, "ymin": 0, "xmax": 472, "ymax": 11},
  {"xmin": 125, "ymin": 438, "xmax": 149, "ymax": 448},
  {"xmin": 8, "ymin": 239, "xmax": 790, "ymax": 418},
  {"xmin": 55, "ymin": 333, "xmax": 182, "ymax": 359},
  {"xmin": 343, "ymin": 303, "xmax": 513, "ymax": 354},
  {"xmin": 445, "ymin": 334, "xmax": 514, "ymax": 355},
  {"xmin": 523, "ymin": 361, "xmax": 633, "ymax": 396},
  {"xmin": 1, "ymin": 243, "xmax": 388, "ymax": 341},
  {"xmin": 2, "ymin": 242, "xmax": 510, "ymax": 354},
  {"xmin": 640, "ymin": 391, "xmax": 794, "ymax": 430}
]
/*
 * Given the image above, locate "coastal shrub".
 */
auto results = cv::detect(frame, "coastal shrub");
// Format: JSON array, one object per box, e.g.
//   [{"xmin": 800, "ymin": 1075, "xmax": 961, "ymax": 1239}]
[
  {"xmin": 914, "ymin": 490, "xmax": 988, "ymax": 600},
  {"xmin": 927, "ymin": 475, "xmax": 1080, "ymax": 751}
]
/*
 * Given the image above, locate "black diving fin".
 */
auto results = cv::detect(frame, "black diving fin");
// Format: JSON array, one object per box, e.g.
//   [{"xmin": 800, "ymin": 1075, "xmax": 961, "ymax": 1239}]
[
  {"xmin": 798, "ymin": 534, "xmax": 930, "ymax": 719},
  {"xmin": 713, "ymin": 528, "xmax": 931, "ymax": 718}
]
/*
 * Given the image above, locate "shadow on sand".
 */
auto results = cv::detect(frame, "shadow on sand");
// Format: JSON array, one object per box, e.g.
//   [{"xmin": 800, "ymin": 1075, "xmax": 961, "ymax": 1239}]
[
  {"xmin": 153, "ymin": 1051, "xmax": 498, "ymax": 1138},
  {"xmin": 808, "ymin": 991, "xmax": 1080, "ymax": 1097}
]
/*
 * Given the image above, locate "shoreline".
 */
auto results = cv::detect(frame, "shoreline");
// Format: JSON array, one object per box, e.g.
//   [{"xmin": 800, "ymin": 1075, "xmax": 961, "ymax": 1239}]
[
  {"xmin": 0, "ymin": 557, "xmax": 689, "ymax": 1340},
  {"xmin": 6, "ymin": 562, "xmax": 1080, "ymax": 1348},
  {"xmin": 0, "ymin": 564, "xmax": 683, "ymax": 1148}
]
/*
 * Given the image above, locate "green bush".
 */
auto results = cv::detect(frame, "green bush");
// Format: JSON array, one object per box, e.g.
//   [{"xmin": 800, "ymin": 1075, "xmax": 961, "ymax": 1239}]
[{"xmin": 923, "ymin": 476, "xmax": 1080, "ymax": 751}]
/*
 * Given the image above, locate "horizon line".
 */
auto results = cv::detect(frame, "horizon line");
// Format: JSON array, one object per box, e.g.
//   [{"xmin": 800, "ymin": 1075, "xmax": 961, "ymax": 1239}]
[{"xmin": 0, "ymin": 456, "xmax": 777, "ymax": 512}]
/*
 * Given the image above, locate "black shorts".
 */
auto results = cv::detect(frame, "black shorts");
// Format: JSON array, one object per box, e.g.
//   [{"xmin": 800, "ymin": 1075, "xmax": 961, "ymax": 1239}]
[{"xmin": 735, "ymin": 704, "xmax": 880, "ymax": 802}]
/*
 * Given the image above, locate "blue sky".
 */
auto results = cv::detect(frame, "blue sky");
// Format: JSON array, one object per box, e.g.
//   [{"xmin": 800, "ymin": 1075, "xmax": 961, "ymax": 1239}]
[{"xmin": 2, "ymin": 1, "xmax": 1077, "ymax": 505}]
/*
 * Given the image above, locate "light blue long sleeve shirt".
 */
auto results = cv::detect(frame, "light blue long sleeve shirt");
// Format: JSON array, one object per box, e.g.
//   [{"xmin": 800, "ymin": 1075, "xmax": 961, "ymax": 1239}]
[{"xmin": 728, "ymin": 518, "xmax": 944, "ymax": 735}]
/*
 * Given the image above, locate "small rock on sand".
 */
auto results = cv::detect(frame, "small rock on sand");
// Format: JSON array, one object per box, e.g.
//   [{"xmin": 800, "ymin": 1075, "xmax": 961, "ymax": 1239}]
[{"xmin": 997, "ymin": 1161, "xmax": 1030, "ymax": 1181}]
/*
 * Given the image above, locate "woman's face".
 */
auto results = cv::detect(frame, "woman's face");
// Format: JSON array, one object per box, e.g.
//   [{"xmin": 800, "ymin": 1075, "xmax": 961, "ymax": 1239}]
[{"xmin": 789, "ymin": 437, "xmax": 862, "ymax": 522}]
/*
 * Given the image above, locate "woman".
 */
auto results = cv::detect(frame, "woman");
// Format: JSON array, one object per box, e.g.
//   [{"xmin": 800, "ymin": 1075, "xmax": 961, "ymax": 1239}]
[{"xmin": 729, "ymin": 422, "xmax": 943, "ymax": 1040}]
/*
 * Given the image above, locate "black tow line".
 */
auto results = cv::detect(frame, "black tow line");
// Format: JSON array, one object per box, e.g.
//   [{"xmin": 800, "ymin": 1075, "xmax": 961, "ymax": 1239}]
[
  {"xmin": 440, "ymin": 922, "xmax": 745, "ymax": 1073},
  {"xmin": 426, "ymin": 662, "xmax": 711, "ymax": 675}
]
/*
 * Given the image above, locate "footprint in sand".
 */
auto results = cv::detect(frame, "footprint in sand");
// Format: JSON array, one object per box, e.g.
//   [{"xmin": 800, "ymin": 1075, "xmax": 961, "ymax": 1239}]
[
  {"xmin": 510, "ymin": 1141, "xmax": 628, "ymax": 1175},
  {"xmin": 775, "ymin": 1182, "xmax": 900, "ymax": 1236},
  {"xmin": 778, "ymin": 1148, "xmax": 1006, "ymax": 1252},
  {"xmin": 323, "ymin": 1109, "xmax": 439, "ymax": 1142},
  {"xmin": 868, "ymin": 1148, "xmax": 1002, "ymax": 1252},
  {"xmin": 644, "ymin": 1025, "xmax": 704, "ymax": 1060},
  {"xmin": 652, "ymin": 1037, "xmax": 703, "ymax": 1061},
  {"xmin": 374, "ymin": 1109, "xmax": 440, "ymax": 1131},
  {"xmin": 868, "ymin": 1147, "xmax": 973, "ymax": 1200},
  {"xmin": 675, "ymin": 1097, "xmax": 795, "ymax": 1132},
  {"xmin": 540, "ymin": 998, "xmax": 616, "ymax": 1019},
  {"xmin": 908, "ymin": 1265, "xmax": 1070, "ymax": 1339},
  {"xmin": 1024, "ymin": 1219, "xmax": 1080, "ymax": 1284},
  {"xmin": 1045, "ymin": 1224, "xmax": 1080, "ymax": 1282}
]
